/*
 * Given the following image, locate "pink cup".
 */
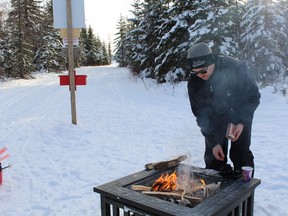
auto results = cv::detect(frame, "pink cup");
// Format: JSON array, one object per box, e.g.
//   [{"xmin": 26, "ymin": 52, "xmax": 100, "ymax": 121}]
[{"xmin": 242, "ymin": 166, "xmax": 253, "ymax": 182}]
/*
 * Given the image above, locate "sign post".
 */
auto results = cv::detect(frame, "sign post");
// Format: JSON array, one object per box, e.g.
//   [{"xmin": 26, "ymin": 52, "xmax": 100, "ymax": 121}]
[
  {"xmin": 66, "ymin": 0, "xmax": 77, "ymax": 125},
  {"xmin": 53, "ymin": 0, "xmax": 85, "ymax": 125}
]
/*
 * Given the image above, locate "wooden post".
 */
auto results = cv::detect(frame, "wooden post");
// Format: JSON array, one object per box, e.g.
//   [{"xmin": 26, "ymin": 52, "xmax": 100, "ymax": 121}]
[{"xmin": 66, "ymin": 0, "xmax": 77, "ymax": 125}]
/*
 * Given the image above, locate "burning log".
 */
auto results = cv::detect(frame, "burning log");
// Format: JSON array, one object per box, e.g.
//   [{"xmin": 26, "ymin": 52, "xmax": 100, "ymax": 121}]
[
  {"xmin": 145, "ymin": 155, "xmax": 187, "ymax": 170},
  {"xmin": 131, "ymin": 165, "xmax": 221, "ymax": 208},
  {"xmin": 151, "ymin": 171, "xmax": 177, "ymax": 192},
  {"xmin": 131, "ymin": 184, "xmax": 205, "ymax": 194}
]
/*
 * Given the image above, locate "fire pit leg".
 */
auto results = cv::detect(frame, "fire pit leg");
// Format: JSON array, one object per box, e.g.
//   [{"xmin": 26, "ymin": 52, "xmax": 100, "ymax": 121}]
[
  {"xmin": 246, "ymin": 191, "xmax": 254, "ymax": 216},
  {"xmin": 100, "ymin": 195, "xmax": 111, "ymax": 216}
]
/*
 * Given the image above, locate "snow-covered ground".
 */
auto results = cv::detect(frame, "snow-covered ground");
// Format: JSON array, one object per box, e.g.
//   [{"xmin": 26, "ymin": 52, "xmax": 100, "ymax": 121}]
[{"xmin": 0, "ymin": 64, "xmax": 287, "ymax": 216}]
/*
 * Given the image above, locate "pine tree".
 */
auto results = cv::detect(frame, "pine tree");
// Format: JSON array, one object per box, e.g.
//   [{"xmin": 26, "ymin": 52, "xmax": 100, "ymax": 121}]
[
  {"xmin": 151, "ymin": 0, "xmax": 194, "ymax": 83},
  {"xmin": 114, "ymin": 14, "xmax": 129, "ymax": 67},
  {"xmin": 124, "ymin": 0, "xmax": 246, "ymax": 83},
  {"xmin": 80, "ymin": 27, "xmax": 109, "ymax": 66},
  {"xmin": 107, "ymin": 42, "xmax": 112, "ymax": 64},
  {"xmin": 101, "ymin": 41, "xmax": 110, "ymax": 65},
  {"xmin": 0, "ymin": 1, "xmax": 10, "ymax": 78},
  {"xmin": 5, "ymin": 0, "xmax": 42, "ymax": 78},
  {"xmin": 80, "ymin": 28, "xmax": 88, "ymax": 66},
  {"xmin": 94, "ymin": 34, "xmax": 103, "ymax": 65},
  {"xmin": 34, "ymin": 0, "xmax": 66, "ymax": 72},
  {"xmin": 86, "ymin": 26, "xmax": 96, "ymax": 65},
  {"xmin": 240, "ymin": 0, "xmax": 288, "ymax": 85},
  {"xmin": 276, "ymin": 0, "xmax": 288, "ymax": 80},
  {"xmin": 188, "ymin": 0, "xmax": 239, "ymax": 57},
  {"xmin": 85, "ymin": 26, "xmax": 102, "ymax": 66},
  {"xmin": 137, "ymin": 0, "xmax": 171, "ymax": 79},
  {"xmin": 125, "ymin": 0, "xmax": 145, "ymax": 74}
]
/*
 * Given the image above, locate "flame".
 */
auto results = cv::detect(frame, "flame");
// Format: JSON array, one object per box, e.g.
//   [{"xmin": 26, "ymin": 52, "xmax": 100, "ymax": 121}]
[
  {"xmin": 151, "ymin": 171, "xmax": 177, "ymax": 192},
  {"xmin": 151, "ymin": 171, "xmax": 207, "ymax": 192},
  {"xmin": 200, "ymin": 178, "xmax": 206, "ymax": 186}
]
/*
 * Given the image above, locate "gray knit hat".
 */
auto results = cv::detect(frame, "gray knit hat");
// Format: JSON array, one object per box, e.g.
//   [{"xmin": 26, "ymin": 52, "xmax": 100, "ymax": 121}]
[{"xmin": 187, "ymin": 43, "xmax": 214, "ymax": 69}]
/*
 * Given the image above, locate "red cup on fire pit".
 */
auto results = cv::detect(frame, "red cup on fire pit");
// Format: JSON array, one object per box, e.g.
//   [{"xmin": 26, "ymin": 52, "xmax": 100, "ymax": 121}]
[{"xmin": 242, "ymin": 166, "xmax": 253, "ymax": 182}]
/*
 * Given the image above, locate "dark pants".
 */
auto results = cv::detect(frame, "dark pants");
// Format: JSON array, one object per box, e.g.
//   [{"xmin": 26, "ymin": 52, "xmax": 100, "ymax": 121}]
[{"xmin": 204, "ymin": 123, "xmax": 254, "ymax": 172}]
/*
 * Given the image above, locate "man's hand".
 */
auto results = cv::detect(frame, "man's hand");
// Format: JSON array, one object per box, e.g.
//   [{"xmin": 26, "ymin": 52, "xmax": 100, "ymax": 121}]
[
  {"xmin": 232, "ymin": 123, "xmax": 244, "ymax": 141},
  {"xmin": 212, "ymin": 144, "xmax": 225, "ymax": 161}
]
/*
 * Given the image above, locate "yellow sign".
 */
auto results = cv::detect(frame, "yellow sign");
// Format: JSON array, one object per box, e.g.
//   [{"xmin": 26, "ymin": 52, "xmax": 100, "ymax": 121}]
[{"xmin": 59, "ymin": 28, "xmax": 81, "ymax": 38}]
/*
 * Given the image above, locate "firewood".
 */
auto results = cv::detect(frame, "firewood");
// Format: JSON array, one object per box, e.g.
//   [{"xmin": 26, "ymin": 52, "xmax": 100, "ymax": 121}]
[
  {"xmin": 142, "ymin": 190, "xmax": 185, "ymax": 200},
  {"xmin": 183, "ymin": 195, "xmax": 203, "ymax": 206},
  {"xmin": 145, "ymin": 155, "xmax": 187, "ymax": 170},
  {"xmin": 203, "ymin": 182, "xmax": 221, "ymax": 198},
  {"xmin": 131, "ymin": 185, "xmax": 152, "ymax": 191},
  {"xmin": 183, "ymin": 195, "xmax": 203, "ymax": 201},
  {"xmin": 187, "ymin": 185, "xmax": 205, "ymax": 194}
]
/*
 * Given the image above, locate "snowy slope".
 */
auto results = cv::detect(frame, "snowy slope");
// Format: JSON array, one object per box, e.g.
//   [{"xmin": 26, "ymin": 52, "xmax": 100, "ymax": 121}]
[{"xmin": 0, "ymin": 64, "xmax": 287, "ymax": 216}]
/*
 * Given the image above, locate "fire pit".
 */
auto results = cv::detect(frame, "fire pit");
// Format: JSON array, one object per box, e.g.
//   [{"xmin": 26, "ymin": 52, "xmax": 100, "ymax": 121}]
[{"xmin": 93, "ymin": 164, "xmax": 260, "ymax": 216}]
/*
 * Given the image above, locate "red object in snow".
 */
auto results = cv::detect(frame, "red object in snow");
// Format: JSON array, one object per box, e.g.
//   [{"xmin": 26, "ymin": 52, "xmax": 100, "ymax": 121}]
[{"xmin": 0, "ymin": 163, "xmax": 2, "ymax": 184}]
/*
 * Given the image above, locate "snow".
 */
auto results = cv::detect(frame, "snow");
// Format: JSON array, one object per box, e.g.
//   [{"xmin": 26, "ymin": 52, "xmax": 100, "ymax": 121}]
[{"xmin": 0, "ymin": 64, "xmax": 287, "ymax": 216}]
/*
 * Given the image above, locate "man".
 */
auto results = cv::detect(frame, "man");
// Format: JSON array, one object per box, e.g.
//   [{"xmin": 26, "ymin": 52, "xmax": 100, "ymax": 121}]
[{"xmin": 187, "ymin": 43, "xmax": 260, "ymax": 177}]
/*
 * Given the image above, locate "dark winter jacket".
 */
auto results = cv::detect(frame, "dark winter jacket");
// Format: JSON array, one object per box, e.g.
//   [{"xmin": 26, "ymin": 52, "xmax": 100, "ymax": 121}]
[{"xmin": 187, "ymin": 55, "xmax": 261, "ymax": 147}]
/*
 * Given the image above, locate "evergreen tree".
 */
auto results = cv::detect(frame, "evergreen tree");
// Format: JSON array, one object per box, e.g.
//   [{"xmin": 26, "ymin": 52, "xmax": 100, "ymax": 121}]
[
  {"xmin": 0, "ymin": 1, "xmax": 9, "ymax": 39},
  {"xmin": 188, "ymin": 0, "xmax": 239, "ymax": 56},
  {"xmin": 94, "ymin": 34, "xmax": 103, "ymax": 65},
  {"xmin": 124, "ymin": 0, "xmax": 247, "ymax": 83},
  {"xmin": 151, "ymin": 0, "xmax": 194, "ymax": 82},
  {"xmin": 85, "ymin": 26, "xmax": 104, "ymax": 66},
  {"xmin": 240, "ymin": 0, "xmax": 288, "ymax": 85},
  {"xmin": 34, "ymin": 0, "xmax": 66, "ymax": 72},
  {"xmin": 80, "ymin": 28, "xmax": 88, "ymax": 66},
  {"xmin": 276, "ymin": 0, "xmax": 288, "ymax": 80},
  {"xmin": 101, "ymin": 41, "xmax": 110, "ymax": 65},
  {"xmin": 125, "ymin": 0, "xmax": 145, "ymax": 74},
  {"xmin": 114, "ymin": 14, "xmax": 129, "ymax": 67},
  {"xmin": 5, "ymin": 0, "xmax": 42, "ymax": 78},
  {"xmin": 86, "ymin": 26, "xmax": 98, "ymax": 66},
  {"xmin": 107, "ymin": 42, "xmax": 112, "ymax": 64},
  {"xmin": 80, "ymin": 27, "xmax": 109, "ymax": 66},
  {"xmin": 0, "ymin": 1, "xmax": 9, "ymax": 78},
  {"xmin": 137, "ymin": 0, "xmax": 169, "ymax": 79}
]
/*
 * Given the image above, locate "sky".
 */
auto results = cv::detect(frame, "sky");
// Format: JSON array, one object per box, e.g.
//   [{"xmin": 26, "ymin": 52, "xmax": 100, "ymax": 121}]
[
  {"xmin": 84, "ymin": 0, "xmax": 135, "ymax": 44},
  {"xmin": 0, "ymin": 64, "xmax": 287, "ymax": 216}
]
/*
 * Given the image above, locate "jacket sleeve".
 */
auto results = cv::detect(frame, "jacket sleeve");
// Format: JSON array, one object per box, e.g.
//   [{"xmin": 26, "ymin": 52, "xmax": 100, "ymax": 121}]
[
  {"xmin": 233, "ymin": 63, "xmax": 261, "ymax": 126},
  {"xmin": 187, "ymin": 80, "xmax": 220, "ymax": 146}
]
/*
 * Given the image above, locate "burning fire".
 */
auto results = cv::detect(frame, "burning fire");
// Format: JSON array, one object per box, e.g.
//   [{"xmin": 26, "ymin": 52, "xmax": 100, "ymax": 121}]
[
  {"xmin": 151, "ymin": 171, "xmax": 206, "ymax": 192},
  {"xmin": 152, "ymin": 171, "xmax": 177, "ymax": 192},
  {"xmin": 200, "ymin": 178, "xmax": 206, "ymax": 186}
]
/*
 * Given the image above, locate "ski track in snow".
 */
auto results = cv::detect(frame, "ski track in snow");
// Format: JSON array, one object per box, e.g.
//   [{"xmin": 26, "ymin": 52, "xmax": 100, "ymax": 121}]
[{"xmin": 0, "ymin": 65, "xmax": 287, "ymax": 216}]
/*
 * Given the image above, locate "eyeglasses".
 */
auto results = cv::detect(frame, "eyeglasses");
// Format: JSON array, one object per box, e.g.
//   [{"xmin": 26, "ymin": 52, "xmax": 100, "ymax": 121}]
[{"xmin": 191, "ymin": 67, "xmax": 208, "ymax": 75}]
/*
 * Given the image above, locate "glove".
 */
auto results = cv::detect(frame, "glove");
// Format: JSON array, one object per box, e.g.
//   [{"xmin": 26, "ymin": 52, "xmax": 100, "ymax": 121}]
[{"xmin": 219, "ymin": 164, "xmax": 242, "ymax": 179}]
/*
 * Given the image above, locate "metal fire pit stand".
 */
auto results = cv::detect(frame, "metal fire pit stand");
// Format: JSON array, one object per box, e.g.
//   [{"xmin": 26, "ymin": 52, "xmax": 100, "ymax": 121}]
[{"xmin": 93, "ymin": 165, "xmax": 261, "ymax": 216}]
